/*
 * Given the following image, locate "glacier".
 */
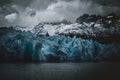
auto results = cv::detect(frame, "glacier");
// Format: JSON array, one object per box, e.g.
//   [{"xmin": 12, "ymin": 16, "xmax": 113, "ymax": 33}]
[{"xmin": 0, "ymin": 28, "xmax": 120, "ymax": 62}]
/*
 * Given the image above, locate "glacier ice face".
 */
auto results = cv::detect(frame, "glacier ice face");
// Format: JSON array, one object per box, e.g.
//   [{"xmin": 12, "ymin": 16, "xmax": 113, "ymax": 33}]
[{"xmin": 0, "ymin": 29, "xmax": 120, "ymax": 62}]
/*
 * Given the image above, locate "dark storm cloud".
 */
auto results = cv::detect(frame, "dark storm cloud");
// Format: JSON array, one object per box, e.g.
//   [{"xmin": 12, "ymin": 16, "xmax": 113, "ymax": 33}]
[
  {"xmin": 1, "ymin": 0, "xmax": 120, "ymax": 10},
  {"xmin": 81, "ymin": 0, "xmax": 120, "ymax": 14},
  {"xmin": 90, "ymin": 0, "xmax": 120, "ymax": 7},
  {"xmin": 0, "ymin": 0, "xmax": 120, "ymax": 27},
  {"xmin": 0, "ymin": 0, "xmax": 11, "ymax": 7},
  {"xmin": 12, "ymin": 0, "xmax": 33, "ymax": 6}
]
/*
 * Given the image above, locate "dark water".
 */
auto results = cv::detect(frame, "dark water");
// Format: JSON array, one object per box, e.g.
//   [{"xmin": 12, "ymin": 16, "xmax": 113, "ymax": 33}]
[{"xmin": 0, "ymin": 62, "xmax": 120, "ymax": 80}]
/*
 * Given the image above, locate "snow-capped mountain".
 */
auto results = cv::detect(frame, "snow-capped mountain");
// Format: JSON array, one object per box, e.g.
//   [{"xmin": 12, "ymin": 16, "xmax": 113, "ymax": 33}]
[
  {"xmin": 32, "ymin": 13, "xmax": 120, "ymax": 43},
  {"xmin": 0, "ymin": 13, "xmax": 120, "ymax": 62}
]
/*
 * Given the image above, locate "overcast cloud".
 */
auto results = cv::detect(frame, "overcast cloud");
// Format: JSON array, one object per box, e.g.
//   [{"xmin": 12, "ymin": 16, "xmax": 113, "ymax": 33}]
[{"xmin": 0, "ymin": 0, "xmax": 120, "ymax": 27}]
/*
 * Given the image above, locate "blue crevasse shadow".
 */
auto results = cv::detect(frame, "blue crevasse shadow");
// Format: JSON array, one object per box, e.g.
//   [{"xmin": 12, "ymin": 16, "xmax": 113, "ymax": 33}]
[{"xmin": 0, "ymin": 29, "xmax": 120, "ymax": 62}]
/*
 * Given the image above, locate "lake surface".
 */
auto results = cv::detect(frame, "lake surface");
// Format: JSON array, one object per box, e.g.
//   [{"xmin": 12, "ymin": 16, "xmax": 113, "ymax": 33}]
[{"xmin": 0, "ymin": 62, "xmax": 120, "ymax": 80}]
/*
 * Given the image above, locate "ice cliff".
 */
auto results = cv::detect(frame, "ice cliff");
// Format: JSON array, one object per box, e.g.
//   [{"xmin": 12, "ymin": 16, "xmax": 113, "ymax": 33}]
[{"xmin": 0, "ymin": 27, "xmax": 120, "ymax": 62}]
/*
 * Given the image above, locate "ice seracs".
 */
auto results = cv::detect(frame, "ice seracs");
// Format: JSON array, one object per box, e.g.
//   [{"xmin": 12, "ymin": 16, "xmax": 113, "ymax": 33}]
[{"xmin": 0, "ymin": 27, "xmax": 120, "ymax": 62}]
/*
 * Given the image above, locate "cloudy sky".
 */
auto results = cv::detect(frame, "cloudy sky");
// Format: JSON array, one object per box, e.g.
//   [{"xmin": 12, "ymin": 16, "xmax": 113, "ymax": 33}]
[{"xmin": 0, "ymin": 0, "xmax": 120, "ymax": 27}]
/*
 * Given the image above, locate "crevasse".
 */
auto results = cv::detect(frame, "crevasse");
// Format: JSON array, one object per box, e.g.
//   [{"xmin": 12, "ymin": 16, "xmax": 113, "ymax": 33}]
[{"xmin": 0, "ymin": 31, "xmax": 120, "ymax": 62}]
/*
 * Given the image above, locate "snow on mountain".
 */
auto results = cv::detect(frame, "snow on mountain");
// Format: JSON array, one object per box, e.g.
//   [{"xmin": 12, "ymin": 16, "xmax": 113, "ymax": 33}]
[
  {"xmin": 31, "ymin": 13, "xmax": 120, "ymax": 43},
  {"xmin": 32, "ymin": 23, "xmax": 93, "ymax": 36},
  {"xmin": 0, "ymin": 13, "xmax": 120, "ymax": 62},
  {"xmin": 32, "ymin": 22, "xmax": 120, "ymax": 37}
]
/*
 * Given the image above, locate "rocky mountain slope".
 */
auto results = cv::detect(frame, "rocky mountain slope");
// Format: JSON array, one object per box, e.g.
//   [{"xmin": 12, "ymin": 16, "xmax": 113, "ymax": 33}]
[{"xmin": 32, "ymin": 13, "xmax": 120, "ymax": 43}]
